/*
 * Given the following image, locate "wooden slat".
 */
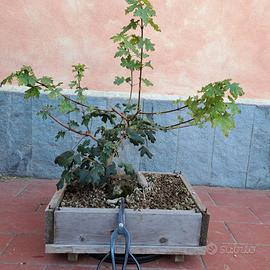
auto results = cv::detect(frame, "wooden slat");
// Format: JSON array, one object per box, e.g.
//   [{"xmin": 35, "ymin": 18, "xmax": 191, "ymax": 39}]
[
  {"xmin": 200, "ymin": 212, "xmax": 210, "ymax": 246},
  {"xmin": 179, "ymin": 174, "xmax": 207, "ymax": 212},
  {"xmin": 46, "ymin": 244, "xmax": 206, "ymax": 255},
  {"xmin": 48, "ymin": 187, "xmax": 66, "ymax": 210},
  {"xmin": 44, "ymin": 187, "xmax": 66, "ymax": 244},
  {"xmin": 54, "ymin": 207, "xmax": 202, "ymax": 247}
]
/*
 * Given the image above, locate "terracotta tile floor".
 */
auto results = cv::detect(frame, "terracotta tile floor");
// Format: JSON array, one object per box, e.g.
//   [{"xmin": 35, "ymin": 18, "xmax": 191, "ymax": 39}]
[{"xmin": 0, "ymin": 179, "xmax": 270, "ymax": 270}]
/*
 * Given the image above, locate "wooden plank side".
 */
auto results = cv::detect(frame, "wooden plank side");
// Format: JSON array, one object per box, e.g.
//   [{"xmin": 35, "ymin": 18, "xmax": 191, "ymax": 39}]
[
  {"xmin": 179, "ymin": 174, "xmax": 207, "ymax": 212},
  {"xmin": 200, "ymin": 212, "xmax": 210, "ymax": 246},
  {"xmin": 45, "ymin": 209, "xmax": 54, "ymax": 244},
  {"xmin": 44, "ymin": 187, "xmax": 66, "ymax": 244},
  {"xmin": 46, "ymin": 244, "xmax": 206, "ymax": 255},
  {"xmin": 54, "ymin": 208, "xmax": 202, "ymax": 247},
  {"xmin": 47, "ymin": 187, "xmax": 66, "ymax": 210}
]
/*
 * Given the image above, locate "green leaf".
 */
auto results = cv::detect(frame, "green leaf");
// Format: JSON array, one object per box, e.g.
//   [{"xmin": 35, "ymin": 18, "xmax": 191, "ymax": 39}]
[
  {"xmin": 56, "ymin": 177, "xmax": 65, "ymax": 190},
  {"xmin": 121, "ymin": 19, "xmax": 139, "ymax": 34},
  {"xmin": 69, "ymin": 80, "xmax": 77, "ymax": 89},
  {"xmin": 39, "ymin": 76, "xmax": 53, "ymax": 87},
  {"xmin": 90, "ymin": 165, "xmax": 105, "ymax": 184},
  {"xmin": 144, "ymin": 38, "xmax": 155, "ymax": 51},
  {"xmin": 144, "ymin": 61, "xmax": 153, "ymax": 69},
  {"xmin": 59, "ymin": 99, "xmax": 75, "ymax": 113},
  {"xmin": 0, "ymin": 73, "xmax": 15, "ymax": 86},
  {"xmin": 125, "ymin": 2, "xmax": 138, "ymax": 14},
  {"xmin": 139, "ymin": 146, "xmax": 153, "ymax": 159},
  {"xmin": 79, "ymin": 169, "xmax": 91, "ymax": 184},
  {"xmin": 134, "ymin": 6, "xmax": 156, "ymax": 25},
  {"xmin": 149, "ymin": 18, "xmax": 161, "ymax": 32},
  {"xmin": 24, "ymin": 86, "xmax": 41, "ymax": 99},
  {"xmin": 68, "ymin": 120, "xmax": 79, "ymax": 128},
  {"xmin": 145, "ymin": 130, "xmax": 156, "ymax": 143},
  {"xmin": 229, "ymin": 83, "xmax": 244, "ymax": 98},
  {"xmin": 106, "ymin": 162, "xmax": 117, "ymax": 177},
  {"xmin": 127, "ymin": 128, "xmax": 145, "ymax": 146},
  {"xmin": 119, "ymin": 162, "xmax": 135, "ymax": 176},
  {"xmin": 37, "ymin": 105, "xmax": 53, "ymax": 120},
  {"xmin": 212, "ymin": 114, "xmax": 235, "ymax": 137},
  {"xmin": 54, "ymin": 151, "xmax": 74, "ymax": 167},
  {"xmin": 55, "ymin": 131, "xmax": 66, "ymax": 141},
  {"xmin": 142, "ymin": 78, "xmax": 154, "ymax": 87},
  {"xmin": 114, "ymin": 76, "xmax": 125, "ymax": 85}
]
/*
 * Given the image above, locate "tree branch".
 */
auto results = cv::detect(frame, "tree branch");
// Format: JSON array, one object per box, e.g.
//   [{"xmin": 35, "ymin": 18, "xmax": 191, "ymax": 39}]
[
  {"xmin": 137, "ymin": 19, "xmax": 144, "ymax": 111},
  {"xmin": 139, "ymin": 105, "xmax": 188, "ymax": 116},
  {"xmin": 161, "ymin": 118, "xmax": 195, "ymax": 131},
  {"xmin": 48, "ymin": 113, "xmax": 98, "ymax": 142},
  {"xmin": 128, "ymin": 70, "xmax": 134, "ymax": 103}
]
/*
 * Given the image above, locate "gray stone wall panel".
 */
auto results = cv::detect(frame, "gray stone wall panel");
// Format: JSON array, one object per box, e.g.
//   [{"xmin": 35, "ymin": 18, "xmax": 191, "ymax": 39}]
[
  {"xmin": 139, "ymin": 99, "xmax": 179, "ymax": 172},
  {"xmin": 0, "ymin": 89, "xmax": 270, "ymax": 189},
  {"xmin": 210, "ymin": 105, "xmax": 255, "ymax": 188},
  {"xmin": 246, "ymin": 106, "xmax": 270, "ymax": 189}
]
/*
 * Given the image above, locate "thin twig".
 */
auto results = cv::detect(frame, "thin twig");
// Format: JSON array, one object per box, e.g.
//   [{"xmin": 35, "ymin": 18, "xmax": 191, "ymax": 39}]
[
  {"xmin": 137, "ymin": 19, "xmax": 144, "ymax": 111},
  {"xmin": 112, "ymin": 108, "xmax": 129, "ymax": 127},
  {"xmin": 48, "ymin": 113, "xmax": 98, "ymax": 142},
  {"xmin": 161, "ymin": 118, "xmax": 195, "ymax": 130},
  {"xmin": 128, "ymin": 70, "xmax": 134, "ymax": 103},
  {"xmin": 139, "ymin": 105, "xmax": 188, "ymax": 116}
]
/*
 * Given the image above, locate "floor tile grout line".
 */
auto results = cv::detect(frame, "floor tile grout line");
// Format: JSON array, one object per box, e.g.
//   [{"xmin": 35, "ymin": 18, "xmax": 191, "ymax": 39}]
[
  {"xmin": 200, "ymin": 255, "xmax": 209, "ymax": 270},
  {"xmin": 209, "ymin": 126, "xmax": 216, "ymax": 186},
  {"xmin": 0, "ymin": 234, "xmax": 17, "ymax": 256},
  {"xmin": 15, "ymin": 182, "xmax": 31, "ymax": 197},
  {"xmin": 224, "ymin": 222, "xmax": 238, "ymax": 243},
  {"xmin": 206, "ymin": 191, "xmax": 217, "ymax": 206},
  {"xmin": 247, "ymin": 207, "xmax": 264, "ymax": 224},
  {"xmin": 210, "ymin": 219, "xmax": 263, "ymax": 225},
  {"xmin": 244, "ymin": 107, "xmax": 256, "ymax": 189}
]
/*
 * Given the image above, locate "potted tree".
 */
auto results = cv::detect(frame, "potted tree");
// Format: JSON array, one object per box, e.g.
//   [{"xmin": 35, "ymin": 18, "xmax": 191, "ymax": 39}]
[{"xmin": 1, "ymin": 0, "xmax": 244, "ymax": 262}]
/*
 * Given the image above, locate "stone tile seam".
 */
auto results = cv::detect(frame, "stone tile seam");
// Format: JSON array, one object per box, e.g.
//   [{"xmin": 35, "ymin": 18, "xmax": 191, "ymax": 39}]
[
  {"xmin": 0, "ymin": 234, "xmax": 16, "ymax": 256},
  {"xmin": 200, "ymin": 255, "xmax": 209, "ymax": 270},
  {"xmin": 244, "ymin": 106, "xmax": 256, "ymax": 188},
  {"xmin": 29, "ymin": 97, "xmax": 34, "ymax": 178},
  {"xmin": 209, "ymin": 127, "xmax": 216, "ymax": 185},
  {"xmin": 15, "ymin": 182, "xmax": 31, "ymax": 197},
  {"xmin": 224, "ymin": 222, "xmax": 238, "ymax": 243},
  {"xmin": 247, "ymin": 207, "xmax": 264, "ymax": 224},
  {"xmin": 174, "ymin": 126, "xmax": 180, "ymax": 172},
  {"xmin": 206, "ymin": 192, "xmax": 218, "ymax": 206}
]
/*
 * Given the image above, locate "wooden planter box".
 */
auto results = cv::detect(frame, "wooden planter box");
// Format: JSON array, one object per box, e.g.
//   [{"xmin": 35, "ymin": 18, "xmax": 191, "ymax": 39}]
[{"xmin": 45, "ymin": 172, "xmax": 209, "ymax": 260}]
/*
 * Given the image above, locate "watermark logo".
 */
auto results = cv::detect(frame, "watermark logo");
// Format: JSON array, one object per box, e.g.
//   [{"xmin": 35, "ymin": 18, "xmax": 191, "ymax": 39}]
[
  {"xmin": 206, "ymin": 242, "xmax": 218, "ymax": 255},
  {"xmin": 206, "ymin": 242, "xmax": 256, "ymax": 255}
]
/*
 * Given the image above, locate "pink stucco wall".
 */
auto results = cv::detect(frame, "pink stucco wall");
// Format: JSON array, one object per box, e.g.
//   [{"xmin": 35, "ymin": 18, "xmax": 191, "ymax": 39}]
[{"xmin": 0, "ymin": 0, "xmax": 269, "ymax": 99}]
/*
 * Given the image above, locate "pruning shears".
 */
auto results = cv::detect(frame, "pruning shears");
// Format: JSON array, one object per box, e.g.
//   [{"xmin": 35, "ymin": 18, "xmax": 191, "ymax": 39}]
[{"xmin": 96, "ymin": 197, "xmax": 141, "ymax": 270}]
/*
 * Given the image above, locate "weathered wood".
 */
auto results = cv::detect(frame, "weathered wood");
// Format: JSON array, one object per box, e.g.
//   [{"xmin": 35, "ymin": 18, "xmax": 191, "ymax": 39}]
[
  {"xmin": 179, "ymin": 174, "xmax": 207, "ymax": 212},
  {"xmin": 175, "ymin": 255, "xmax": 185, "ymax": 262},
  {"xmin": 67, "ymin": 253, "xmax": 79, "ymax": 262},
  {"xmin": 44, "ymin": 187, "xmax": 66, "ymax": 244},
  {"xmin": 44, "ymin": 209, "xmax": 54, "ymax": 244},
  {"xmin": 200, "ymin": 211, "xmax": 210, "ymax": 246},
  {"xmin": 46, "ymin": 244, "xmax": 206, "ymax": 255},
  {"xmin": 54, "ymin": 207, "xmax": 202, "ymax": 247},
  {"xmin": 45, "ymin": 173, "xmax": 209, "ymax": 256},
  {"xmin": 48, "ymin": 187, "xmax": 66, "ymax": 210}
]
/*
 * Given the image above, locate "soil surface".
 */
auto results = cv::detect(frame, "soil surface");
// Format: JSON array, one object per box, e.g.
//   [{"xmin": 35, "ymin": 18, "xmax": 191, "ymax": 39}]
[{"xmin": 61, "ymin": 173, "xmax": 199, "ymax": 211}]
